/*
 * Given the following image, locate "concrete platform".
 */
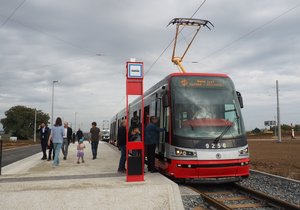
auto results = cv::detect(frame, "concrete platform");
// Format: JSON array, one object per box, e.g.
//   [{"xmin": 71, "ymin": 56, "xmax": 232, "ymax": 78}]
[{"xmin": 0, "ymin": 141, "xmax": 184, "ymax": 210}]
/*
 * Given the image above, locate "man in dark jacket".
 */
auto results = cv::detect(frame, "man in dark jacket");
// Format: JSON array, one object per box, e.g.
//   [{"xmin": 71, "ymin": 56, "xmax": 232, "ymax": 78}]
[
  {"xmin": 117, "ymin": 120, "xmax": 127, "ymax": 173},
  {"xmin": 145, "ymin": 116, "xmax": 165, "ymax": 173},
  {"xmin": 76, "ymin": 128, "xmax": 83, "ymax": 141},
  {"xmin": 90, "ymin": 122, "xmax": 101, "ymax": 159},
  {"xmin": 62, "ymin": 122, "xmax": 73, "ymax": 160},
  {"xmin": 38, "ymin": 122, "xmax": 50, "ymax": 160}
]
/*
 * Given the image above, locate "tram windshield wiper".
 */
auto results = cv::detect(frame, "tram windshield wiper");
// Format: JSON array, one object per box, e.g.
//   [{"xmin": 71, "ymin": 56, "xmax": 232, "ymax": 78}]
[{"xmin": 214, "ymin": 124, "xmax": 232, "ymax": 145}]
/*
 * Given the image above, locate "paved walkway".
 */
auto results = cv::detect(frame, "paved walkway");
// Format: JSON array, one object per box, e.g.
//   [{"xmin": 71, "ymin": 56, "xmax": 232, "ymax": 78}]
[{"xmin": 0, "ymin": 141, "xmax": 184, "ymax": 210}]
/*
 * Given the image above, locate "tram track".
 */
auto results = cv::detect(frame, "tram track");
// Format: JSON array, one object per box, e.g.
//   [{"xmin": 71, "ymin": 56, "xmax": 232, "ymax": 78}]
[{"xmin": 186, "ymin": 183, "xmax": 300, "ymax": 210}]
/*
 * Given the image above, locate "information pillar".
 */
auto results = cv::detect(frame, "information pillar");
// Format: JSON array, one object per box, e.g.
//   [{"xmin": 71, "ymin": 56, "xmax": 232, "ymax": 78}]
[{"xmin": 126, "ymin": 61, "xmax": 144, "ymax": 182}]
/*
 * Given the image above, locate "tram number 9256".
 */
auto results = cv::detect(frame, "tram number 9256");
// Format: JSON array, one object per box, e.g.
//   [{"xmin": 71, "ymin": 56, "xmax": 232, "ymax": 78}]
[{"xmin": 205, "ymin": 143, "xmax": 227, "ymax": 149}]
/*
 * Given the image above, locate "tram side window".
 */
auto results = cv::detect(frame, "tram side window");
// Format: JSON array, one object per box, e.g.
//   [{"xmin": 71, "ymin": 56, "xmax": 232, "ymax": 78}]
[
  {"xmin": 150, "ymin": 100, "xmax": 156, "ymax": 117},
  {"xmin": 156, "ymin": 98, "xmax": 161, "ymax": 118},
  {"xmin": 139, "ymin": 109, "xmax": 141, "ymax": 123}
]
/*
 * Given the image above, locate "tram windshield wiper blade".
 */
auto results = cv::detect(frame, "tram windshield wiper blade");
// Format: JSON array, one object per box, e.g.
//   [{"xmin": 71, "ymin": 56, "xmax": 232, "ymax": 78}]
[{"xmin": 214, "ymin": 124, "xmax": 232, "ymax": 144}]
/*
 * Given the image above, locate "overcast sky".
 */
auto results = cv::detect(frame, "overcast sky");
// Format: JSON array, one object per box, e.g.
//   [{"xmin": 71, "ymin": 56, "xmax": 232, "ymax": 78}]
[{"xmin": 0, "ymin": 0, "xmax": 299, "ymax": 131}]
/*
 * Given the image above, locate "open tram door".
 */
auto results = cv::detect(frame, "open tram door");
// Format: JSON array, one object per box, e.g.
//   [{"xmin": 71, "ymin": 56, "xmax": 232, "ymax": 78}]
[{"xmin": 168, "ymin": 18, "xmax": 213, "ymax": 73}]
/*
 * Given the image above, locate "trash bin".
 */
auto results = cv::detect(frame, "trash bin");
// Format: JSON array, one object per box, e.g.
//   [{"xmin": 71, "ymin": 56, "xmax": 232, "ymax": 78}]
[{"xmin": 128, "ymin": 150, "xmax": 142, "ymax": 175}]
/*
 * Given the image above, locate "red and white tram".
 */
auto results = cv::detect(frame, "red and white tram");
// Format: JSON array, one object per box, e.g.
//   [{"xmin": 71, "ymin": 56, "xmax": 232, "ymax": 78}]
[{"xmin": 111, "ymin": 72, "xmax": 249, "ymax": 183}]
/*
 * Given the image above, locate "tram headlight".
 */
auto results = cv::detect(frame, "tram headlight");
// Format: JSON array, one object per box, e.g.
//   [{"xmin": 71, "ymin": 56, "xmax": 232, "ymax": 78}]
[
  {"xmin": 238, "ymin": 147, "xmax": 249, "ymax": 156},
  {"xmin": 175, "ymin": 148, "xmax": 197, "ymax": 157}
]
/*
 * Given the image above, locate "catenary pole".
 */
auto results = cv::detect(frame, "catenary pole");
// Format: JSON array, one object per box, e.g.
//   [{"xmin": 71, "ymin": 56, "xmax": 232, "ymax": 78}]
[{"xmin": 276, "ymin": 80, "xmax": 282, "ymax": 143}]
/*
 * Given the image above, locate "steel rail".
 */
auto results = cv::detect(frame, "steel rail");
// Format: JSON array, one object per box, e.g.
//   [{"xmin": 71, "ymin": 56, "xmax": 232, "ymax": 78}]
[
  {"xmin": 188, "ymin": 184, "xmax": 300, "ymax": 210},
  {"xmin": 188, "ymin": 186, "xmax": 231, "ymax": 210},
  {"xmin": 202, "ymin": 191, "xmax": 231, "ymax": 209},
  {"xmin": 233, "ymin": 183, "xmax": 300, "ymax": 210}
]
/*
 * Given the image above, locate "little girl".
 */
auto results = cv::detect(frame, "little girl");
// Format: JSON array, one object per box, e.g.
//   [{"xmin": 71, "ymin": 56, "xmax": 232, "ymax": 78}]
[{"xmin": 77, "ymin": 138, "xmax": 86, "ymax": 164}]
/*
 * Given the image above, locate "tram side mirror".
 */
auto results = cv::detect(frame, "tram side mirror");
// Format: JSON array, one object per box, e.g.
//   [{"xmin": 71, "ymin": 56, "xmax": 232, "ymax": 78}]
[
  {"xmin": 236, "ymin": 91, "xmax": 244, "ymax": 108},
  {"xmin": 162, "ymin": 93, "xmax": 169, "ymax": 107}
]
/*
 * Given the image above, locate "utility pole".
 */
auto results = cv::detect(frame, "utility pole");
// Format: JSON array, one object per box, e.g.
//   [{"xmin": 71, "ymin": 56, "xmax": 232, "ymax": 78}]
[{"xmin": 276, "ymin": 80, "xmax": 282, "ymax": 143}]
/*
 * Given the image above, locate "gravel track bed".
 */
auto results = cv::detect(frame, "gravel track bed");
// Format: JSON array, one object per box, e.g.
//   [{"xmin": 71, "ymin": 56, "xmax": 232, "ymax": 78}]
[
  {"xmin": 181, "ymin": 195, "xmax": 204, "ymax": 210},
  {"xmin": 180, "ymin": 170, "xmax": 300, "ymax": 209},
  {"xmin": 240, "ymin": 170, "xmax": 300, "ymax": 206}
]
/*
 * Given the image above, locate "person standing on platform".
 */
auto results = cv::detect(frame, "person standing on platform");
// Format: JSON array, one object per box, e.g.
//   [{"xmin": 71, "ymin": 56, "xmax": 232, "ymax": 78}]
[
  {"xmin": 48, "ymin": 117, "xmax": 64, "ymax": 167},
  {"xmin": 72, "ymin": 132, "xmax": 76, "ymax": 144},
  {"xmin": 62, "ymin": 122, "xmax": 72, "ymax": 160},
  {"xmin": 38, "ymin": 122, "xmax": 50, "ymax": 160},
  {"xmin": 89, "ymin": 122, "xmax": 100, "ymax": 159},
  {"xmin": 145, "ymin": 116, "xmax": 165, "ymax": 173},
  {"xmin": 117, "ymin": 120, "xmax": 127, "ymax": 173},
  {"xmin": 76, "ymin": 128, "xmax": 83, "ymax": 142}
]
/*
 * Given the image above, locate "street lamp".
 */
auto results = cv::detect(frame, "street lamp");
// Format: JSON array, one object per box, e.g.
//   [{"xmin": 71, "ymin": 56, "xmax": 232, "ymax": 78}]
[
  {"xmin": 34, "ymin": 108, "xmax": 37, "ymax": 142},
  {"xmin": 75, "ymin": 112, "xmax": 77, "ymax": 131},
  {"xmin": 51, "ymin": 80, "xmax": 59, "ymax": 126}
]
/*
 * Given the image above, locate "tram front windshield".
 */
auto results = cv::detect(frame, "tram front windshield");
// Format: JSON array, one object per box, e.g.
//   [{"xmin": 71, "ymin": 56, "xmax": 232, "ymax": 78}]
[{"xmin": 171, "ymin": 76, "xmax": 245, "ymax": 140}]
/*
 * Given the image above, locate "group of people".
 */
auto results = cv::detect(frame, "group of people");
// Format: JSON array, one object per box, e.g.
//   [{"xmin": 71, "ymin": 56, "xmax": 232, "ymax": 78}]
[
  {"xmin": 40, "ymin": 115, "xmax": 163, "ymax": 171},
  {"xmin": 38, "ymin": 118, "xmax": 101, "ymax": 167},
  {"xmin": 117, "ymin": 116, "xmax": 164, "ymax": 173}
]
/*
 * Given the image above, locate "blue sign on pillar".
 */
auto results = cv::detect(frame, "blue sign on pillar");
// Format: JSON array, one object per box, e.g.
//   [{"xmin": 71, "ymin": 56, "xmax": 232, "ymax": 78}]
[{"xmin": 128, "ymin": 63, "xmax": 143, "ymax": 78}]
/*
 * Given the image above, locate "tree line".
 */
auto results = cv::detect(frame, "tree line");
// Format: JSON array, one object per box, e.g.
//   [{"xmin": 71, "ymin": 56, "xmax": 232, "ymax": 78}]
[
  {"xmin": 0, "ymin": 105, "xmax": 49, "ymax": 139},
  {"xmin": 251, "ymin": 124, "xmax": 300, "ymax": 134}
]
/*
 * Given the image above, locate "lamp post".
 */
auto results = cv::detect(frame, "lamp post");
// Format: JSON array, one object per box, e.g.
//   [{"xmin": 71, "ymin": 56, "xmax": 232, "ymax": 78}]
[
  {"xmin": 34, "ymin": 108, "xmax": 37, "ymax": 142},
  {"xmin": 51, "ymin": 80, "xmax": 59, "ymax": 126},
  {"xmin": 75, "ymin": 112, "xmax": 77, "ymax": 131}
]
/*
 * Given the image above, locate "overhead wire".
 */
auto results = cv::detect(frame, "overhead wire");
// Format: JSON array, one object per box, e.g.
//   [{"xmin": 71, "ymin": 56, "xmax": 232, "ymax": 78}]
[
  {"xmin": 0, "ymin": 0, "xmax": 26, "ymax": 29},
  {"xmin": 0, "ymin": 13, "xmax": 99, "ymax": 55},
  {"xmin": 199, "ymin": 3, "xmax": 300, "ymax": 61},
  {"xmin": 19, "ymin": 54, "xmax": 99, "ymax": 72},
  {"xmin": 0, "ymin": 9, "xmax": 105, "ymax": 72},
  {"xmin": 145, "ymin": 0, "xmax": 207, "ymax": 75},
  {"xmin": 112, "ymin": 0, "xmax": 207, "ymax": 116},
  {"xmin": 146, "ymin": 2, "xmax": 300, "ymax": 72}
]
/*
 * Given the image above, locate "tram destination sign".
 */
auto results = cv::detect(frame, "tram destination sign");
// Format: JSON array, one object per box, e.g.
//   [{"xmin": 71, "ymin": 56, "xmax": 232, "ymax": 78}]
[{"xmin": 178, "ymin": 77, "xmax": 226, "ymax": 88}]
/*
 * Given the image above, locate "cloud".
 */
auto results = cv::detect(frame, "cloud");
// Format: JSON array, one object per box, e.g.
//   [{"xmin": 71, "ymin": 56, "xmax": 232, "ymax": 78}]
[{"xmin": 0, "ymin": 0, "xmax": 299, "ymax": 132}]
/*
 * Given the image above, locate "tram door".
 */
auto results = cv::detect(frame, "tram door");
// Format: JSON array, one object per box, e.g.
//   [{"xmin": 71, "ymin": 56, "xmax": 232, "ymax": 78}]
[{"xmin": 158, "ymin": 96, "xmax": 169, "ymax": 160}]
